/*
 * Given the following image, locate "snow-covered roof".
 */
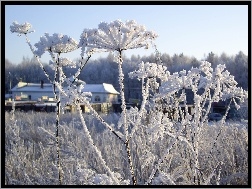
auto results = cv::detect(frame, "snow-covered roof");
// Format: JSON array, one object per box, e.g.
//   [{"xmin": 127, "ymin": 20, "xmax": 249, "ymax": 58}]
[
  {"xmin": 11, "ymin": 82, "xmax": 119, "ymax": 94},
  {"xmin": 82, "ymin": 83, "xmax": 119, "ymax": 94},
  {"xmin": 11, "ymin": 82, "xmax": 55, "ymax": 92}
]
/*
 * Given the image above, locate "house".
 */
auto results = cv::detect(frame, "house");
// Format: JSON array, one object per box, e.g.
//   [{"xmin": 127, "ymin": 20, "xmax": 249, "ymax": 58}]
[
  {"xmin": 82, "ymin": 83, "xmax": 119, "ymax": 103},
  {"xmin": 10, "ymin": 81, "xmax": 57, "ymax": 102},
  {"xmin": 5, "ymin": 94, "xmax": 12, "ymax": 100},
  {"xmin": 10, "ymin": 81, "xmax": 120, "ymax": 104}
]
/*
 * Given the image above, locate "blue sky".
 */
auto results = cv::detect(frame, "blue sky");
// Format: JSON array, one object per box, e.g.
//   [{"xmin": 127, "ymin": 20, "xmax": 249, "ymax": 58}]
[{"xmin": 5, "ymin": 4, "xmax": 249, "ymax": 64}]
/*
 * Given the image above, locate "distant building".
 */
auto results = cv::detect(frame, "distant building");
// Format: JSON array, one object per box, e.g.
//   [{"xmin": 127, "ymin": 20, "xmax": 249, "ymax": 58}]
[
  {"xmin": 10, "ymin": 81, "xmax": 120, "ymax": 104},
  {"xmin": 10, "ymin": 81, "xmax": 54, "ymax": 101},
  {"xmin": 81, "ymin": 83, "xmax": 119, "ymax": 103}
]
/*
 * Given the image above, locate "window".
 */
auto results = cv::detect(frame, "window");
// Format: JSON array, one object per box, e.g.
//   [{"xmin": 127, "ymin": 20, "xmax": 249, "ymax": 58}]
[
  {"xmin": 42, "ymin": 96, "xmax": 48, "ymax": 100},
  {"xmin": 95, "ymin": 96, "xmax": 100, "ymax": 102}
]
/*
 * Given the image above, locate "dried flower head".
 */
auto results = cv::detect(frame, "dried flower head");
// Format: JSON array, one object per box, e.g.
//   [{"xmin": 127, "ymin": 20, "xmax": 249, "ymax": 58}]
[
  {"xmin": 34, "ymin": 33, "xmax": 78, "ymax": 57},
  {"xmin": 79, "ymin": 19, "xmax": 158, "ymax": 55},
  {"xmin": 10, "ymin": 21, "xmax": 35, "ymax": 36},
  {"xmin": 49, "ymin": 57, "xmax": 76, "ymax": 70},
  {"xmin": 129, "ymin": 61, "xmax": 168, "ymax": 81}
]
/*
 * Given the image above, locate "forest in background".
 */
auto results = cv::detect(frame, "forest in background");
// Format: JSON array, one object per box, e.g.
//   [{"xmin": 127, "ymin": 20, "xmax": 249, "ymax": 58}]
[{"xmin": 5, "ymin": 51, "xmax": 248, "ymax": 101}]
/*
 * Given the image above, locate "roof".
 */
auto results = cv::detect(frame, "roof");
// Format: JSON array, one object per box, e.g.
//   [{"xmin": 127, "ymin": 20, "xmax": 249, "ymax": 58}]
[
  {"xmin": 82, "ymin": 83, "xmax": 119, "ymax": 94},
  {"xmin": 11, "ymin": 82, "xmax": 119, "ymax": 94},
  {"xmin": 11, "ymin": 82, "xmax": 56, "ymax": 92}
]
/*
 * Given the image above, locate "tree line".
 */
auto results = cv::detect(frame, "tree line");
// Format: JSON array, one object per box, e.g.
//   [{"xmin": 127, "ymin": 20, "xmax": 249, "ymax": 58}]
[{"xmin": 5, "ymin": 51, "xmax": 248, "ymax": 101}]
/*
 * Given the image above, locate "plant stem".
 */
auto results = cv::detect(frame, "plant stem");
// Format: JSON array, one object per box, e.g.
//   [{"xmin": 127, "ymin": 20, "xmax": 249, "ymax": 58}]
[
  {"xmin": 77, "ymin": 103, "xmax": 120, "ymax": 184},
  {"xmin": 117, "ymin": 50, "xmax": 137, "ymax": 185},
  {"xmin": 54, "ymin": 55, "xmax": 62, "ymax": 185},
  {"xmin": 124, "ymin": 139, "xmax": 137, "ymax": 185},
  {"xmin": 25, "ymin": 34, "xmax": 52, "ymax": 83}
]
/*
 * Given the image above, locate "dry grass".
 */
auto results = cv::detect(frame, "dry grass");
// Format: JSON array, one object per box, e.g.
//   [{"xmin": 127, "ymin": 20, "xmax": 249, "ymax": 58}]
[{"xmin": 5, "ymin": 111, "xmax": 248, "ymax": 185}]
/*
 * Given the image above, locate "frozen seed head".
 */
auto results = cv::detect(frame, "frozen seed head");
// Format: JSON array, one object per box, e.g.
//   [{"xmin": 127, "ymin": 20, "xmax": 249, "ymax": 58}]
[
  {"xmin": 79, "ymin": 19, "xmax": 158, "ymax": 54},
  {"xmin": 10, "ymin": 21, "xmax": 35, "ymax": 35},
  {"xmin": 128, "ymin": 62, "xmax": 168, "ymax": 81},
  {"xmin": 49, "ymin": 57, "xmax": 76, "ymax": 69},
  {"xmin": 34, "ymin": 33, "xmax": 78, "ymax": 57}
]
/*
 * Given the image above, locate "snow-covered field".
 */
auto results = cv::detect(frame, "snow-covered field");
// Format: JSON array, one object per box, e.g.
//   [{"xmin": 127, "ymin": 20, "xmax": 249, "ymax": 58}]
[{"xmin": 5, "ymin": 111, "xmax": 248, "ymax": 185}]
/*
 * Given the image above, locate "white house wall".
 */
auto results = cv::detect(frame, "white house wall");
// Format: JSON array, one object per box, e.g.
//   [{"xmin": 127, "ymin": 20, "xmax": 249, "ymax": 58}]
[
  {"xmin": 108, "ymin": 94, "xmax": 118, "ymax": 103},
  {"xmin": 12, "ymin": 91, "xmax": 118, "ymax": 104},
  {"xmin": 91, "ymin": 93, "xmax": 118, "ymax": 103},
  {"xmin": 11, "ymin": 82, "xmax": 119, "ymax": 103},
  {"xmin": 12, "ymin": 91, "xmax": 55, "ymax": 101}
]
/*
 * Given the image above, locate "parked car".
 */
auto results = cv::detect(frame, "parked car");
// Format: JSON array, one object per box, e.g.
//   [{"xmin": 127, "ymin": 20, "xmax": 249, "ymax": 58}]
[{"xmin": 208, "ymin": 113, "xmax": 223, "ymax": 121}]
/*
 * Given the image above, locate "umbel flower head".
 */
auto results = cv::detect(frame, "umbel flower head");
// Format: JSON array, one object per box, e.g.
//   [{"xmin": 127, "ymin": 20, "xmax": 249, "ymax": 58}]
[
  {"xmin": 49, "ymin": 57, "xmax": 76, "ymax": 69},
  {"xmin": 10, "ymin": 21, "xmax": 35, "ymax": 36},
  {"xmin": 129, "ymin": 61, "xmax": 168, "ymax": 81},
  {"xmin": 79, "ymin": 19, "xmax": 158, "ymax": 55},
  {"xmin": 34, "ymin": 33, "xmax": 78, "ymax": 57}
]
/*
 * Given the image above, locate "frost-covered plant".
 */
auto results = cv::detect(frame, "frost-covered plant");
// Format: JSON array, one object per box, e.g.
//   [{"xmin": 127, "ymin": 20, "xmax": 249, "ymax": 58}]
[
  {"xmin": 79, "ymin": 19, "xmax": 157, "ymax": 53},
  {"xmin": 34, "ymin": 33, "xmax": 78, "ymax": 57},
  {"xmin": 77, "ymin": 19, "xmax": 158, "ymax": 185},
  {"xmin": 5, "ymin": 112, "xmax": 248, "ymax": 185},
  {"xmin": 10, "ymin": 21, "xmax": 90, "ymax": 185},
  {"xmin": 10, "ymin": 21, "xmax": 34, "ymax": 35},
  {"xmin": 127, "ymin": 60, "xmax": 248, "ymax": 185},
  {"xmin": 10, "ymin": 20, "xmax": 248, "ymax": 186}
]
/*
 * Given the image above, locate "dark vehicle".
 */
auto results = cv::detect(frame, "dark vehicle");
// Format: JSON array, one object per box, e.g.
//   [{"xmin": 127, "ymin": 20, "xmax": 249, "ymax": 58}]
[{"xmin": 208, "ymin": 113, "xmax": 223, "ymax": 121}]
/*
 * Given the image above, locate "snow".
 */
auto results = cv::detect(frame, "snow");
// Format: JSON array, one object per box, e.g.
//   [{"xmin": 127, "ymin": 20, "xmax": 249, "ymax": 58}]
[
  {"xmin": 11, "ymin": 82, "xmax": 119, "ymax": 94},
  {"xmin": 10, "ymin": 21, "xmax": 34, "ymax": 35},
  {"xmin": 9, "ymin": 19, "xmax": 249, "ymax": 186},
  {"xmin": 79, "ymin": 19, "xmax": 158, "ymax": 54},
  {"xmin": 11, "ymin": 83, "xmax": 56, "ymax": 92},
  {"xmin": 34, "ymin": 33, "xmax": 78, "ymax": 57},
  {"xmin": 49, "ymin": 58, "xmax": 76, "ymax": 69},
  {"xmin": 101, "ymin": 83, "xmax": 120, "ymax": 94},
  {"xmin": 35, "ymin": 103, "xmax": 57, "ymax": 106},
  {"xmin": 82, "ymin": 83, "xmax": 119, "ymax": 94}
]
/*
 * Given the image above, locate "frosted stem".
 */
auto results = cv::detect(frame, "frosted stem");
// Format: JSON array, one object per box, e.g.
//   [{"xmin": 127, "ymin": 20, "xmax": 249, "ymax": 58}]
[
  {"xmin": 53, "ymin": 54, "xmax": 62, "ymax": 185},
  {"xmin": 145, "ymin": 132, "xmax": 180, "ymax": 185},
  {"xmin": 25, "ymin": 34, "xmax": 52, "ymax": 83},
  {"xmin": 117, "ymin": 50, "xmax": 137, "ymax": 185},
  {"xmin": 77, "ymin": 104, "xmax": 120, "ymax": 184}
]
